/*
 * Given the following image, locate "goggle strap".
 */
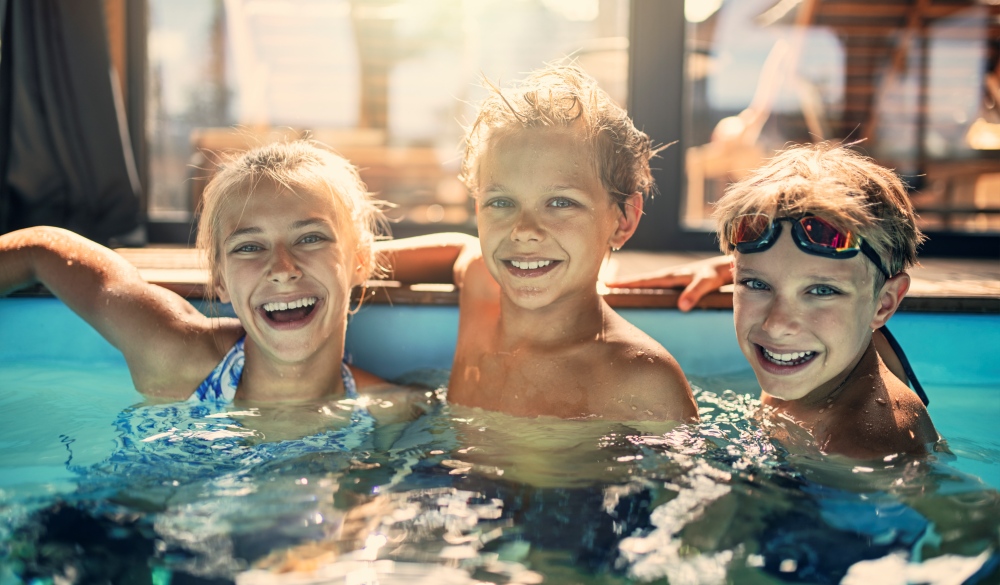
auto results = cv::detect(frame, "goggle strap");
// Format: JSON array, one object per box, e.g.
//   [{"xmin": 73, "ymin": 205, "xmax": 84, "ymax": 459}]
[{"xmin": 859, "ymin": 241, "xmax": 891, "ymax": 279}]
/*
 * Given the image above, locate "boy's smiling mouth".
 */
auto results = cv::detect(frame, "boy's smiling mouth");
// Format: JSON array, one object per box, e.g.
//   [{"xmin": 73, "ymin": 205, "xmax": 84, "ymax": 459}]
[
  {"xmin": 758, "ymin": 345, "xmax": 818, "ymax": 367},
  {"xmin": 504, "ymin": 259, "xmax": 561, "ymax": 277},
  {"xmin": 259, "ymin": 296, "xmax": 319, "ymax": 325}
]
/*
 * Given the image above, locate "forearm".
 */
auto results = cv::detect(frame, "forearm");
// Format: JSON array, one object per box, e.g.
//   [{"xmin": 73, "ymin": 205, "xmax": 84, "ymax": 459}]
[
  {"xmin": 0, "ymin": 226, "xmax": 202, "ymax": 352},
  {"xmin": 375, "ymin": 232, "xmax": 478, "ymax": 284},
  {"xmin": 0, "ymin": 229, "xmax": 40, "ymax": 296},
  {"xmin": 0, "ymin": 227, "xmax": 132, "ymax": 302}
]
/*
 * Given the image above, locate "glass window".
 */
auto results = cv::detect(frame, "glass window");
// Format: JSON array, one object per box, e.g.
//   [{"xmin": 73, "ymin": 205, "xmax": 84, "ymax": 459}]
[
  {"xmin": 680, "ymin": 0, "xmax": 1000, "ymax": 234},
  {"xmin": 146, "ymin": 0, "xmax": 630, "ymax": 235}
]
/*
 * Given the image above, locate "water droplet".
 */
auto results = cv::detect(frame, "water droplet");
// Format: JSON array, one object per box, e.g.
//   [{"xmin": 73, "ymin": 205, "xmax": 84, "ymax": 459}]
[{"xmin": 876, "ymin": 398, "xmax": 887, "ymax": 405}]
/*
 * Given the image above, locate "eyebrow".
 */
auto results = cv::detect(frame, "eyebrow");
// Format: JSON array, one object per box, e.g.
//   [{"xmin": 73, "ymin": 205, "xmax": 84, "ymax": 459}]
[
  {"xmin": 479, "ymin": 183, "xmax": 509, "ymax": 195},
  {"xmin": 224, "ymin": 218, "xmax": 333, "ymax": 243},
  {"xmin": 480, "ymin": 183, "xmax": 588, "ymax": 196},
  {"xmin": 735, "ymin": 266, "xmax": 850, "ymax": 283}
]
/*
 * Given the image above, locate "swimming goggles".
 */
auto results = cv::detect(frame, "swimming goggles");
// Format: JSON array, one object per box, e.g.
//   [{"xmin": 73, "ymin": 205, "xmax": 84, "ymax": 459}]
[{"xmin": 726, "ymin": 213, "xmax": 891, "ymax": 279}]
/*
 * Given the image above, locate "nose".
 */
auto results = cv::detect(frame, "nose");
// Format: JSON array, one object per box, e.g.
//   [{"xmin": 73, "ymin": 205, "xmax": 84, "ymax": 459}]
[
  {"xmin": 510, "ymin": 209, "xmax": 544, "ymax": 243},
  {"xmin": 760, "ymin": 295, "xmax": 801, "ymax": 338},
  {"xmin": 268, "ymin": 246, "xmax": 302, "ymax": 284}
]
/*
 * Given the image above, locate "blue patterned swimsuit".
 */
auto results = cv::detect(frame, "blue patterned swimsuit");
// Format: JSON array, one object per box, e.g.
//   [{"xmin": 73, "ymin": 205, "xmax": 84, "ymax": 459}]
[{"xmin": 99, "ymin": 338, "xmax": 375, "ymax": 482}]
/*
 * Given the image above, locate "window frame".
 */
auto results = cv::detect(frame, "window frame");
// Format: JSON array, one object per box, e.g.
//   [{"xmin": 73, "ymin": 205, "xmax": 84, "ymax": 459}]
[{"xmin": 626, "ymin": 0, "xmax": 999, "ymax": 258}]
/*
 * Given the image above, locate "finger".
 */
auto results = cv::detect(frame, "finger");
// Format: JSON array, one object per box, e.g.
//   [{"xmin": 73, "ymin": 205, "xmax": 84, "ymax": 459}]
[{"xmin": 677, "ymin": 275, "xmax": 726, "ymax": 311}]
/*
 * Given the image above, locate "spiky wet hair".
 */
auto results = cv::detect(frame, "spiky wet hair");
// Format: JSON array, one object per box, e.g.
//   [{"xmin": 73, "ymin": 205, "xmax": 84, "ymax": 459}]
[
  {"xmin": 460, "ymin": 63, "xmax": 656, "ymax": 209},
  {"xmin": 714, "ymin": 142, "xmax": 924, "ymax": 287}
]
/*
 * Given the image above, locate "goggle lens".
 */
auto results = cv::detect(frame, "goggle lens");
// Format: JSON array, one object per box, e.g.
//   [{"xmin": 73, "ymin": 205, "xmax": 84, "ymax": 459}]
[
  {"xmin": 799, "ymin": 216, "xmax": 855, "ymax": 251},
  {"xmin": 730, "ymin": 214, "xmax": 771, "ymax": 245}
]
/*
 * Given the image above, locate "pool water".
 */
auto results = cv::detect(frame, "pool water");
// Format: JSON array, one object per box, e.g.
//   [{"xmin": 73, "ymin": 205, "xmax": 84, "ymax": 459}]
[{"xmin": 1, "ymin": 298, "xmax": 998, "ymax": 584}]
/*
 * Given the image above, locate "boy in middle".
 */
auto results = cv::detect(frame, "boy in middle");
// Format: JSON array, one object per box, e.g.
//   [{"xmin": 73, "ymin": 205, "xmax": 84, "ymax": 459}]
[{"xmin": 382, "ymin": 65, "xmax": 698, "ymax": 422}]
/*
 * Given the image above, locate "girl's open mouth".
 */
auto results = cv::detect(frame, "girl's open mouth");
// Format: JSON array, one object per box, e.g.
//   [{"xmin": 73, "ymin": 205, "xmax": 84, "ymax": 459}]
[{"xmin": 260, "ymin": 297, "xmax": 318, "ymax": 324}]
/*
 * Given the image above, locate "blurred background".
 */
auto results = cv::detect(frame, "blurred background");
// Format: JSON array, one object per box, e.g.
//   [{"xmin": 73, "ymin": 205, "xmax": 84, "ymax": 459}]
[{"xmin": 1, "ymin": 0, "xmax": 998, "ymax": 255}]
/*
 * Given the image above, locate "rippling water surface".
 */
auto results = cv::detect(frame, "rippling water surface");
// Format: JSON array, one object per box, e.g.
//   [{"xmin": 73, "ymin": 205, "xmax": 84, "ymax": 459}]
[{"xmin": 1, "ymin": 364, "xmax": 997, "ymax": 585}]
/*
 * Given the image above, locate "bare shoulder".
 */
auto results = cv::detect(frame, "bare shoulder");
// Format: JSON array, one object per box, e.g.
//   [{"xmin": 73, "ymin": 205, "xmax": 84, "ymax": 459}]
[
  {"xmin": 826, "ymin": 378, "xmax": 938, "ymax": 459},
  {"xmin": 456, "ymin": 254, "xmax": 500, "ymax": 303},
  {"xmin": 601, "ymin": 315, "xmax": 698, "ymax": 423},
  {"xmin": 884, "ymin": 379, "xmax": 938, "ymax": 447},
  {"xmin": 130, "ymin": 317, "xmax": 244, "ymax": 400},
  {"xmin": 456, "ymin": 255, "xmax": 500, "ymax": 337}
]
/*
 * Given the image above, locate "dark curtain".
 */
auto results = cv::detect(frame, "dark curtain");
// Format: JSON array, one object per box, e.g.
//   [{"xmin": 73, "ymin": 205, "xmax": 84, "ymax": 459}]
[{"xmin": 0, "ymin": 0, "xmax": 141, "ymax": 245}]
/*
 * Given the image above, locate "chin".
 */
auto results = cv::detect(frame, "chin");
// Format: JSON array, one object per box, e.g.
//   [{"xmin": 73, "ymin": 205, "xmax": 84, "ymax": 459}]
[
  {"xmin": 756, "ymin": 376, "xmax": 815, "ymax": 403},
  {"xmin": 504, "ymin": 287, "xmax": 554, "ymax": 309}
]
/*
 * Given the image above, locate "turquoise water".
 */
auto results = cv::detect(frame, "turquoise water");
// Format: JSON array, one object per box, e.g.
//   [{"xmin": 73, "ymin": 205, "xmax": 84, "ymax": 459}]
[{"xmin": 1, "ymin": 298, "xmax": 998, "ymax": 584}]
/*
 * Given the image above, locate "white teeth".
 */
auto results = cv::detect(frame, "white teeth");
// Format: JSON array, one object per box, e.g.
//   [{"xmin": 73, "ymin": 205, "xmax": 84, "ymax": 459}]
[
  {"xmin": 763, "ymin": 348, "xmax": 815, "ymax": 364},
  {"xmin": 262, "ymin": 297, "xmax": 317, "ymax": 312},
  {"xmin": 510, "ymin": 260, "xmax": 552, "ymax": 270}
]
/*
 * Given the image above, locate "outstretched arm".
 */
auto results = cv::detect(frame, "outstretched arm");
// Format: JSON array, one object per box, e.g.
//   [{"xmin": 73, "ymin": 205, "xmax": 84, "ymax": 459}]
[
  {"xmin": 607, "ymin": 255, "xmax": 733, "ymax": 312},
  {"xmin": 0, "ymin": 227, "xmax": 228, "ymax": 396},
  {"xmin": 375, "ymin": 232, "xmax": 481, "ymax": 287}
]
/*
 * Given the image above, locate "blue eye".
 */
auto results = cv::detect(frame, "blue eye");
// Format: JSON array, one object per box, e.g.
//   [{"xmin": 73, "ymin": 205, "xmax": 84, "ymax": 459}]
[
  {"xmin": 739, "ymin": 278, "xmax": 769, "ymax": 291},
  {"xmin": 299, "ymin": 234, "xmax": 326, "ymax": 245},
  {"xmin": 549, "ymin": 197, "xmax": 575, "ymax": 208},
  {"xmin": 232, "ymin": 243, "xmax": 262, "ymax": 254},
  {"xmin": 484, "ymin": 198, "xmax": 514, "ymax": 209},
  {"xmin": 809, "ymin": 284, "xmax": 840, "ymax": 296}
]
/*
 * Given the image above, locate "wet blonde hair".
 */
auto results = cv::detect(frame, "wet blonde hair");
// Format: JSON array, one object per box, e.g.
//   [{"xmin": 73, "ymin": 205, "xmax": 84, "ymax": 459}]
[
  {"xmin": 714, "ymin": 142, "xmax": 924, "ymax": 288},
  {"xmin": 461, "ymin": 63, "xmax": 656, "ymax": 209},
  {"xmin": 195, "ymin": 140, "xmax": 387, "ymax": 299}
]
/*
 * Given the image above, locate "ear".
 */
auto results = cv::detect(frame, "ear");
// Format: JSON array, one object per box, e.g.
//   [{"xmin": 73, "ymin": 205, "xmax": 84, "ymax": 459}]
[
  {"xmin": 350, "ymin": 246, "xmax": 371, "ymax": 288},
  {"xmin": 214, "ymin": 274, "xmax": 231, "ymax": 304},
  {"xmin": 870, "ymin": 272, "xmax": 910, "ymax": 330},
  {"xmin": 609, "ymin": 192, "xmax": 643, "ymax": 250}
]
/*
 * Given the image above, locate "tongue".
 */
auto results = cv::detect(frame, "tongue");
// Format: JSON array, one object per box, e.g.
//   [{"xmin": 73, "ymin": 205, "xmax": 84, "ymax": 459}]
[{"xmin": 268, "ymin": 306, "xmax": 311, "ymax": 323}]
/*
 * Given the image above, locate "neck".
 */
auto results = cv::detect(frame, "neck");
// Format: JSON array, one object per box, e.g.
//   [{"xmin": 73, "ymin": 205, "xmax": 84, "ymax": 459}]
[
  {"xmin": 237, "ymin": 336, "xmax": 347, "ymax": 402},
  {"xmin": 498, "ymin": 287, "xmax": 607, "ymax": 349}
]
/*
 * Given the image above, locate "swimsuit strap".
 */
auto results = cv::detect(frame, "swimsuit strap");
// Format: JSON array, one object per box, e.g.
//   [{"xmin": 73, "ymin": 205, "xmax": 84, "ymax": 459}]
[
  {"xmin": 341, "ymin": 361, "xmax": 359, "ymax": 399},
  {"xmin": 880, "ymin": 325, "xmax": 929, "ymax": 406},
  {"xmin": 191, "ymin": 337, "xmax": 245, "ymax": 403},
  {"xmin": 193, "ymin": 337, "xmax": 359, "ymax": 404}
]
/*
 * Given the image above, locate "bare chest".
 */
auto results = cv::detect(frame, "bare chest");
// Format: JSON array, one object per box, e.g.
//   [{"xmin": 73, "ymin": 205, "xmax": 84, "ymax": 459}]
[{"xmin": 447, "ymin": 344, "xmax": 618, "ymax": 418}]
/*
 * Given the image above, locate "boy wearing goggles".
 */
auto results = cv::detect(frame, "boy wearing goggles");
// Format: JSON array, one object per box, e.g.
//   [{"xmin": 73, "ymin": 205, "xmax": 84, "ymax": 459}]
[
  {"xmin": 619, "ymin": 143, "xmax": 936, "ymax": 457},
  {"xmin": 722, "ymin": 143, "xmax": 937, "ymax": 458}
]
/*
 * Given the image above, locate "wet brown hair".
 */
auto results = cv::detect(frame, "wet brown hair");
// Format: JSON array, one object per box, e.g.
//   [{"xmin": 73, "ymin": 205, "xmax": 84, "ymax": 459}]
[
  {"xmin": 195, "ymin": 140, "xmax": 387, "ymax": 299},
  {"xmin": 460, "ymin": 63, "xmax": 656, "ymax": 209},
  {"xmin": 715, "ymin": 142, "xmax": 924, "ymax": 289}
]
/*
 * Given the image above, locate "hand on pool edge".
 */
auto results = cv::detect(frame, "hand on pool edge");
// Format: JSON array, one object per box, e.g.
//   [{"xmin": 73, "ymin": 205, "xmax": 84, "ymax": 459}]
[{"xmin": 606, "ymin": 255, "xmax": 734, "ymax": 311}]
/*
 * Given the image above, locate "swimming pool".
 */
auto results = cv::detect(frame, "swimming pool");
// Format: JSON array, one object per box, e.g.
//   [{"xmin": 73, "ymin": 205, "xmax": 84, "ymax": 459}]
[{"xmin": 1, "ymin": 296, "xmax": 998, "ymax": 583}]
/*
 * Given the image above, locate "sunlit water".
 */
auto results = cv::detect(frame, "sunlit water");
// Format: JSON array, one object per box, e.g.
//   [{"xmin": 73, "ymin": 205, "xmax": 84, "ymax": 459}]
[{"xmin": 1, "ymin": 360, "xmax": 997, "ymax": 585}]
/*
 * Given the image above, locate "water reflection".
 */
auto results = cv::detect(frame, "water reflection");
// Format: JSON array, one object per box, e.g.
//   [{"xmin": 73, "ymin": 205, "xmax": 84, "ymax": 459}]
[{"xmin": 3, "ymin": 383, "xmax": 997, "ymax": 584}]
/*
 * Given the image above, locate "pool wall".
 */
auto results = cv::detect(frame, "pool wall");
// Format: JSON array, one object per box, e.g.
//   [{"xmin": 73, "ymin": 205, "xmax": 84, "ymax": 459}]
[{"xmin": 3, "ymin": 297, "xmax": 998, "ymax": 388}]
